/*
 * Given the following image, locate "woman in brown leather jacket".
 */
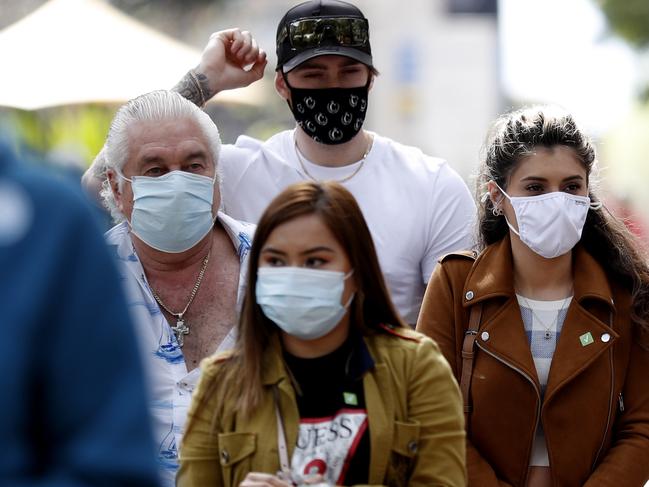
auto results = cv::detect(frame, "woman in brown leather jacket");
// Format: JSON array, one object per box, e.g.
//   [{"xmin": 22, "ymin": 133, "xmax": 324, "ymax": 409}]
[{"xmin": 417, "ymin": 106, "xmax": 649, "ymax": 487}]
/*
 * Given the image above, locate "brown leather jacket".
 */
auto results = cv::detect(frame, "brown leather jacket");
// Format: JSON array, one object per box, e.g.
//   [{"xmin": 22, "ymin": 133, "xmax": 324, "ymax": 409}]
[{"xmin": 416, "ymin": 236, "xmax": 649, "ymax": 487}]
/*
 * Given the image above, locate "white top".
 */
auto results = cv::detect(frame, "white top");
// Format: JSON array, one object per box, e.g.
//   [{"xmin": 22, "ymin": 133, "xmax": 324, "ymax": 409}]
[
  {"xmin": 516, "ymin": 294, "xmax": 572, "ymax": 468},
  {"xmin": 105, "ymin": 212, "xmax": 254, "ymax": 487},
  {"xmin": 220, "ymin": 129, "xmax": 476, "ymax": 323}
]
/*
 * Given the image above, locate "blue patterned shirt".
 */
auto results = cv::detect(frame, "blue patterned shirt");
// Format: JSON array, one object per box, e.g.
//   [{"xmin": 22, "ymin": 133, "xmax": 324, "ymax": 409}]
[{"xmin": 105, "ymin": 212, "xmax": 254, "ymax": 487}]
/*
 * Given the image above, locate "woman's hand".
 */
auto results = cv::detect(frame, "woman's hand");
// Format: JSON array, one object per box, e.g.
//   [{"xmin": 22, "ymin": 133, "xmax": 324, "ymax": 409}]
[
  {"xmin": 239, "ymin": 472, "xmax": 327, "ymax": 486},
  {"xmin": 526, "ymin": 466, "xmax": 552, "ymax": 487},
  {"xmin": 240, "ymin": 472, "xmax": 293, "ymax": 487}
]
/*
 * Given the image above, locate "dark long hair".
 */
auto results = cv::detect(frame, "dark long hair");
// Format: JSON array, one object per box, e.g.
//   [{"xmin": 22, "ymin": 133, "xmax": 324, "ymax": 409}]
[
  {"xmin": 217, "ymin": 181, "xmax": 405, "ymax": 417},
  {"xmin": 476, "ymin": 105, "xmax": 649, "ymax": 333}
]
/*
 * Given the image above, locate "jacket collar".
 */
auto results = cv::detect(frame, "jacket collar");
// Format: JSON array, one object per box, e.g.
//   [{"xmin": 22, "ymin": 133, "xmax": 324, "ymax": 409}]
[{"xmin": 462, "ymin": 235, "xmax": 614, "ymax": 311}]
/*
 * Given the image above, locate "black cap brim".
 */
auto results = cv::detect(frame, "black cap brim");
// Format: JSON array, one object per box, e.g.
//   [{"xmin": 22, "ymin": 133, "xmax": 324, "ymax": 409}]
[{"xmin": 281, "ymin": 46, "xmax": 373, "ymax": 72}]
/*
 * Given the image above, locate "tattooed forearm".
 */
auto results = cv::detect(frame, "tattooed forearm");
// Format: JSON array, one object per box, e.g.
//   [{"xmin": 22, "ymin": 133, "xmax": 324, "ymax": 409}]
[
  {"xmin": 172, "ymin": 70, "xmax": 214, "ymax": 108},
  {"xmin": 172, "ymin": 72, "xmax": 202, "ymax": 107}
]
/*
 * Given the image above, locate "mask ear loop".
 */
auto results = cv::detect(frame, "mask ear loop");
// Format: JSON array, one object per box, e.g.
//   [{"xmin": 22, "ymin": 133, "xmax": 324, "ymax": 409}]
[
  {"xmin": 504, "ymin": 216, "xmax": 521, "ymax": 238},
  {"xmin": 111, "ymin": 170, "xmax": 135, "ymax": 229},
  {"xmin": 281, "ymin": 70, "xmax": 301, "ymax": 123},
  {"xmin": 490, "ymin": 183, "xmax": 522, "ymax": 237},
  {"xmin": 364, "ymin": 69, "xmax": 373, "ymax": 90},
  {"xmin": 281, "ymin": 69, "xmax": 294, "ymax": 90},
  {"xmin": 589, "ymin": 200, "xmax": 603, "ymax": 210},
  {"xmin": 342, "ymin": 269, "xmax": 356, "ymax": 310},
  {"xmin": 115, "ymin": 170, "xmax": 132, "ymax": 183}
]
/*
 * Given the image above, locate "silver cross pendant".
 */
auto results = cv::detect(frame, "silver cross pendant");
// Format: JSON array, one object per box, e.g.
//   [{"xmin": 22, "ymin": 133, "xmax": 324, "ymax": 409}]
[{"xmin": 171, "ymin": 318, "xmax": 190, "ymax": 347}]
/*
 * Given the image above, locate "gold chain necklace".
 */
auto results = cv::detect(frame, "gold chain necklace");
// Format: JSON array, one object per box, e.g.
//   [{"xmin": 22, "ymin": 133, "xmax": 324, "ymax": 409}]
[
  {"xmin": 294, "ymin": 134, "xmax": 373, "ymax": 184},
  {"xmin": 151, "ymin": 249, "xmax": 211, "ymax": 347},
  {"xmin": 519, "ymin": 294, "xmax": 572, "ymax": 340}
]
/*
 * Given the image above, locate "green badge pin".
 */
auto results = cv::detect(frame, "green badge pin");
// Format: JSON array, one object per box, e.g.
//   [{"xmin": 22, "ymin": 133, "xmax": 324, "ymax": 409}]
[
  {"xmin": 580, "ymin": 332, "xmax": 594, "ymax": 347},
  {"xmin": 343, "ymin": 392, "xmax": 358, "ymax": 406}
]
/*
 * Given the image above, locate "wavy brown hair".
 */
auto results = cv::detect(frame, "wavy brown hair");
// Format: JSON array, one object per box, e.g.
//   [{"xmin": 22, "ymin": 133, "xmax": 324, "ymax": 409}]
[
  {"xmin": 213, "ymin": 181, "xmax": 406, "ymax": 418},
  {"xmin": 476, "ymin": 105, "xmax": 649, "ymax": 334}
]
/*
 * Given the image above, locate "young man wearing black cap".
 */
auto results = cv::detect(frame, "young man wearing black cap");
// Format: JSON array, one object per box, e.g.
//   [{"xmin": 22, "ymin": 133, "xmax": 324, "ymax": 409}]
[{"xmin": 85, "ymin": 0, "xmax": 475, "ymax": 325}]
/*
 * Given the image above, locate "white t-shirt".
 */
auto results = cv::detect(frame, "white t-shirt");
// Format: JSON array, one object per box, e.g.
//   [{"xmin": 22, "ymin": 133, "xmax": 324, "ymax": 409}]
[{"xmin": 220, "ymin": 129, "xmax": 476, "ymax": 323}]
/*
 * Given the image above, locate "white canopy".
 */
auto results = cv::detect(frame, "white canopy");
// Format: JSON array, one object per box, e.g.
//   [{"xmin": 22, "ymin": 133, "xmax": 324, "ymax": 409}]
[{"xmin": 0, "ymin": 0, "xmax": 264, "ymax": 110}]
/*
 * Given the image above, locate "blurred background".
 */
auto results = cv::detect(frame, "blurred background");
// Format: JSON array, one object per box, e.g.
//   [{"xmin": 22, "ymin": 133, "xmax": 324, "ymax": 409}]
[{"xmin": 0, "ymin": 0, "xmax": 647, "ymax": 241}]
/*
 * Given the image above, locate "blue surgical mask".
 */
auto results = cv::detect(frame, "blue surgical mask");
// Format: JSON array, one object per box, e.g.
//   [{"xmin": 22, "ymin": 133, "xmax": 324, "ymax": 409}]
[
  {"xmin": 119, "ymin": 170, "xmax": 216, "ymax": 253},
  {"xmin": 255, "ymin": 267, "xmax": 355, "ymax": 340}
]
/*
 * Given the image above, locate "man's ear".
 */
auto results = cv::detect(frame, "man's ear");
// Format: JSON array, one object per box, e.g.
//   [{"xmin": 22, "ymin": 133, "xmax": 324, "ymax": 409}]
[
  {"xmin": 106, "ymin": 169, "xmax": 124, "ymax": 212},
  {"xmin": 367, "ymin": 69, "xmax": 375, "ymax": 92},
  {"xmin": 274, "ymin": 70, "xmax": 291, "ymax": 102}
]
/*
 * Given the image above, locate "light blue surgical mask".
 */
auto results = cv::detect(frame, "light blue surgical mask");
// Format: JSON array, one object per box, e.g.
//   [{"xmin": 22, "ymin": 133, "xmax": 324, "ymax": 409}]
[
  {"xmin": 118, "ymin": 170, "xmax": 216, "ymax": 253},
  {"xmin": 256, "ymin": 267, "xmax": 355, "ymax": 340}
]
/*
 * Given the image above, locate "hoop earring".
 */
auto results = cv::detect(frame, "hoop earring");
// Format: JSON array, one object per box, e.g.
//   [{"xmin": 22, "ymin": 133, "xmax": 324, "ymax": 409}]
[{"xmin": 492, "ymin": 206, "xmax": 503, "ymax": 217}]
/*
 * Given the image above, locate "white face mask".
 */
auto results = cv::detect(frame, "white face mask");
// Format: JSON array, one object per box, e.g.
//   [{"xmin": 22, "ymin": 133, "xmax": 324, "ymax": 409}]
[
  {"xmin": 495, "ymin": 183, "xmax": 598, "ymax": 259},
  {"xmin": 118, "ymin": 170, "xmax": 217, "ymax": 253},
  {"xmin": 255, "ymin": 267, "xmax": 354, "ymax": 341}
]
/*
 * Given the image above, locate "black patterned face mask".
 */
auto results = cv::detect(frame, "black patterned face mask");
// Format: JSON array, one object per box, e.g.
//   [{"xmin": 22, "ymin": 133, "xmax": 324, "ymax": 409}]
[{"xmin": 286, "ymin": 82, "xmax": 369, "ymax": 145}]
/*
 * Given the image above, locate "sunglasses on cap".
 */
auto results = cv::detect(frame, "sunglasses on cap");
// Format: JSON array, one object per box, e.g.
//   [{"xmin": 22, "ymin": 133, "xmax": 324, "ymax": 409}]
[{"xmin": 277, "ymin": 17, "xmax": 369, "ymax": 50}]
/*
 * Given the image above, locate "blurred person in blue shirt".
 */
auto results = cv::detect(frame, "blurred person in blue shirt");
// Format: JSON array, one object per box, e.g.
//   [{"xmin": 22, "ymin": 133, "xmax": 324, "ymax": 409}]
[{"xmin": 0, "ymin": 142, "xmax": 160, "ymax": 487}]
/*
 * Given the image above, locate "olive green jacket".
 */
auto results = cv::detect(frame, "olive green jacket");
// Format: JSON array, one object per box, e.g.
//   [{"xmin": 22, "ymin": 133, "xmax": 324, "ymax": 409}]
[{"xmin": 177, "ymin": 327, "xmax": 466, "ymax": 487}]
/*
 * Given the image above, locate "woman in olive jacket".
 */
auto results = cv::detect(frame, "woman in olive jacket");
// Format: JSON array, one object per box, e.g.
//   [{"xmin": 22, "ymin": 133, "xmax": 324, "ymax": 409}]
[
  {"xmin": 178, "ymin": 181, "xmax": 466, "ymax": 487},
  {"xmin": 417, "ymin": 106, "xmax": 649, "ymax": 487}
]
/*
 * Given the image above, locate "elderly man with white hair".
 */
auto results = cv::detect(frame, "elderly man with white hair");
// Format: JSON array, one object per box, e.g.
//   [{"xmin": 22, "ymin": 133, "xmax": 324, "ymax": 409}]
[{"xmin": 101, "ymin": 90, "xmax": 254, "ymax": 486}]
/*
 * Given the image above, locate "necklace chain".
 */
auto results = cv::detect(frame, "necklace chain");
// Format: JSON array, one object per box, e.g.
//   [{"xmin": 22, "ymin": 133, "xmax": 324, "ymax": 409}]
[
  {"xmin": 294, "ymin": 134, "xmax": 373, "ymax": 184},
  {"xmin": 151, "ymin": 249, "xmax": 211, "ymax": 347},
  {"xmin": 519, "ymin": 294, "xmax": 572, "ymax": 340}
]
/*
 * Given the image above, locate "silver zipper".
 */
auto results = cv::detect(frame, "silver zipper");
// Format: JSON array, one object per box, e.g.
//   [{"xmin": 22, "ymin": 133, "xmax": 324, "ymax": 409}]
[
  {"xmin": 475, "ymin": 341, "xmax": 541, "ymax": 486},
  {"xmin": 618, "ymin": 392, "xmax": 625, "ymax": 413},
  {"xmin": 592, "ymin": 347, "xmax": 615, "ymax": 469}
]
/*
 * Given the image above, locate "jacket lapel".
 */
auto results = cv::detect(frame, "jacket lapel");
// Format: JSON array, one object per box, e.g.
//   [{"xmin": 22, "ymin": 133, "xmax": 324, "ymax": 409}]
[
  {"xmin": 260, "ymin": 334, "xmax": 301, "ymax": 459},
  {"xmin": 478, "ymin": 298, "xmax": 540, "ymax": 386},
  {"xmin": 463, "ymin": 236, "xmax": 539, "ymax": 385},
  {"xmin": 364, "ymin": 362, "xmax": 393, "ymax": 484},
  {"xmin": 544, "ymin": 247, "xmax": 618, "ymax": 402}
]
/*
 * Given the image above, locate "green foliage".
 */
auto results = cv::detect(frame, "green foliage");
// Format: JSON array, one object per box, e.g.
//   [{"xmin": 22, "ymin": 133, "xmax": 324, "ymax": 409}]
[
  {"xmin": 3, "ymin": 105, "xmax": 116, "ymax": 167},
  {"xmin": 596, "ymin": 0, "xmax": 649, "ymax": 47}
]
